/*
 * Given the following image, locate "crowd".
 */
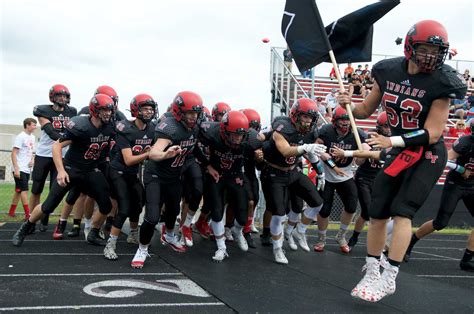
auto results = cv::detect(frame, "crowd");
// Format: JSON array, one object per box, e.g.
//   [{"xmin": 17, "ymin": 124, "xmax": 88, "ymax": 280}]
[{"xmin": 7, "ymin": 20, "xmax": 473, "ymax": 304}]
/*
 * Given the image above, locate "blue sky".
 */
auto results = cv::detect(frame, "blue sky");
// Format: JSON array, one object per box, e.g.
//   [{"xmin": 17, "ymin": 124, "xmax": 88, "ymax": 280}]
[{"xmin": 1, "ymin": 0, "xmax": 472, "ymax": 127}]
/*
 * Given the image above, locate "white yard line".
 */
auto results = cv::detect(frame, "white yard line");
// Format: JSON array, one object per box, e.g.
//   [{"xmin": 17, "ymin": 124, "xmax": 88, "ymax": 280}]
[
  {"xmin": 417, "ymin": 275, "xmax": 474, "ymax": 278},
  {"xmin": 0, "ymin": 272, "xmax": 183, "ymax": 277},
  {"xmin": 0, "ymin": 302, "xmax": 225, "ymax": 311}
]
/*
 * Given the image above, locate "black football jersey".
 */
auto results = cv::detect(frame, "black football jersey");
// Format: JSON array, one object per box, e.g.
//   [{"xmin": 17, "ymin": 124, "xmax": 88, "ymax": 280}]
[
  {"xmin": 61, "ymin": 116, "xmax": 115, "ymax": 172},
  {"xmin": 373, "ymin": 57, "xmax": 467, "ymax": 137},
  {"xmin": 447, "ymin": 135, "xmax": 474, "ymax": 185},
  {"xmin": 318, "ymin": 123, "xmax": 366, "ymax": 168},
  {"xmin": 33, "ymin": 104, "xmax": 77, "ymax": 129},
  {"xmin": 33, "ymin": 104, "xmax": 78, "ymax": 157},
  {"xmin": 198, "ymin": 122, "xmax": 252, "ymax": 176},
  {"xmin": 110, "ymin": 120, "xmax": 155, "ymax": 174},
  {"xmin": 263, "ymin": 116, "xmax": 317, "ymax": 168},
  {"xmin": 356, "ymin": 146, "xmax": 385, "ymax": 180},
  {"xmin": 145, "ymin": 117, "xmax": 199, "ymax": 181}
]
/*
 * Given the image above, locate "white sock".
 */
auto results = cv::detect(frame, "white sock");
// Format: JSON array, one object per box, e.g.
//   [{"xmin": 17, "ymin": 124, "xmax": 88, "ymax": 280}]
[
  {"xmin": 184, "ymin": 214, "xmax": 195, "ymax": 227},
  {"xmin": 139, "ymin": 243, "xmax": 148, "ymax": 251},
  {"xmin": 272, "ymin": 235, "xmax": 283, "ymax": 249},
  {"xmin": 297, "ymin": 223, "xmax": 308, "ymax": 234},
  {"xmin": 340, "ymin": 223, "xmax": 349, "ymax": 231},
  {"xmin": 286, "ymin": 224, "xmax": 295, "ymax": 235},
  {"xmin": 216, "ymin": 237, "xmax": 226, "ymax": 250},
  {"xmin": 318, "ymin": 229, "xmax": 327, "ymax": 237},
  {"xmin": 108, "ymin": 235, "xmax": 118, "ymax": 243}
]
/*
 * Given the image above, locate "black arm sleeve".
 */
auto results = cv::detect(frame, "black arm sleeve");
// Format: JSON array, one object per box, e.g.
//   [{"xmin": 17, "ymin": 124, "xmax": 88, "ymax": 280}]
[{"xmin": 42, "ymin": 123, "xmax": 61, "ymax": 140}]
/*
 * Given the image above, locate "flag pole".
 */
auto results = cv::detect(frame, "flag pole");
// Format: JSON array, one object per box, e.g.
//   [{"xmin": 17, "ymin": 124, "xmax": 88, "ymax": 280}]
[{"xmin": 311, "ymin": 1, "xmax": 363, "ymax": 150}]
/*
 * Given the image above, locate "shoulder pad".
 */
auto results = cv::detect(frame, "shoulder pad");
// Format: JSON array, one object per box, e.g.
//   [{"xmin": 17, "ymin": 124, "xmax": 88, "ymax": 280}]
[
  {"xmin": 155, "ymin": 117, "xmax": 181, "ymax": 138},
  {"xmin": 452, "ymin": 135, "xmax": 472, "ymax": 155},
  {"xmin": 33, "ymin": 105, "xmax": 53, "ymax": 119},
  {"xmin": 115, "ymin": 110, "xmax": 127, "ymax": 121},
  {"xmin": 115, "ymin": 120, "xmax": 134, "ymax": 135},
  {"xmin": 247, "ymin": 128, "xmax": 263, "ymax": 150},
  {"xmin": 271, "ymin": 116, "xmax": 295, "ymax": 135},
  {"xmin": 78, "ymin": 106, "xmax": 90, "ymax": 116},
  {"xmin": 372, "ymin": 57, "xmax": 404, "ymax": 85},
  {"xmin": 65, "ymin": 106, "xmax": 78, "ymax": 116},
  {"xmin": 318, "ymin": 123, "xmax": 333, "ymax": 137},
  {"xmin": 437, "ymin": 65, "xmax": 468, "ymax": 99},
  {"xmin": 65, "ymin": 115, "xmax": 90, "ymax": 137}
]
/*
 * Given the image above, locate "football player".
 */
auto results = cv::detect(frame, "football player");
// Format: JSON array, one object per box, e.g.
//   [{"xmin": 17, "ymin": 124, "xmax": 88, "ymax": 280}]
[
  {"xmin": 338, "ymin": 20, "xmax": 467, "ymax": 301},
  {"xmin": 12, "ymin": 94, "xmax": 116, "ymax": 247},
  {"xmin": 30, "ymin": 84, "xmax": 77, "ymax": 232}
]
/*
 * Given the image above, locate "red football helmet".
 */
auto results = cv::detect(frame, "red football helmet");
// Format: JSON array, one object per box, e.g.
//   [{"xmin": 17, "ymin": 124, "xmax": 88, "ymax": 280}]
[
  {"xmin": 89, "ymin": 94, "xmax": 115, "ymax": 123},
  {"xmin": 220, "ymin": 111, "xmax": 249, "ymax": 149},
  {"xmin": 376, "ymin": 111, "xmax": 391, "ymax": 136},
  {"xmin": 130, "ymin": 94, "xmax": 157, "ymax": 123},
  {"xmin": 404, "ymin": 20, "xmax": 449, "ymax": 72},
  {"xmin": 289, "ymin": 98, "xmax": 318, "ymax": 134},
  {"xmin": 49, "ymin": 84, "xmax": 70, "ymax": 106},
  {"xmin": 332, "ymin": 107, "xmax": 350, "ymax": 134},
  {"xmin": 171, "ymin": 91, "xmax": 203, "ymax": 129},
  {"xmin": 95, "ymin": 85, "xmax": 119, "ymax": 109},
  {"xmin": 240, "ymin": 108, "xmax": 261, "ymax": 132},
  {"xmin": 212, "ymin": 102, "xmax": 231, "ymax": 122}
]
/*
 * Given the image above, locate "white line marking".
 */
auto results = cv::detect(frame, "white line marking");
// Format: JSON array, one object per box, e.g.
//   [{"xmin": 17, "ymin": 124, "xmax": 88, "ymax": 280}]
[
  {"xmin": 0, "ymin": 302, "xmax": 225, "ymax": 311},
  {"xmin": 0, "ymin": 253, "xmax": 136, "ymax": 256},
  {"xmin": 0, "ymin": 273, "xmax": 182, "ymax": 277},
  {"xmin": 350, "ymin": 257, "xmax": 454, "ymax": 261},
  {"xmin": 417, "ymin": 275, "xmax": 474, "ymax": 278},
  {"xmin": 410, "ymin": 250, "xmax": 458, "ymax": 260}
]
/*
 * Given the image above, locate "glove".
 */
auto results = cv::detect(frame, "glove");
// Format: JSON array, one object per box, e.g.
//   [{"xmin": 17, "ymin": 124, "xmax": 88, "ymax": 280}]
[
  {"xmin": 304, "ymin": 143, "xmax": 327, "ymax": 156},
  {"xmin": 316, "ymin": 173, "xmax": 325, "ymax": 191}
]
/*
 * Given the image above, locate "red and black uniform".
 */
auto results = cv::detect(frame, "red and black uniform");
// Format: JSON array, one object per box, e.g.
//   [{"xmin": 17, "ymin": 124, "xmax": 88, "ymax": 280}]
[
  {"xmin": 432, "ymin": 135, "xmax": 474, "ymax": 229},
  {"xmin": 261, "ymin": 116, "xmax": 323, "ymax": 217},
  {"xmin": 317, "ymin": 123, "xmax": 366, "ymax": 218},
  {"xmin": 32, "ymin": 104, "xmax": 77, "ymax": 194},
  {"xmin": 196, "ymin": 122, "xmax": 262, "ymax": 226},
  {"xmin": 109, "ymin": 119, "xmax": 155, "ymax": 230},
  {"xmin": 370, "ymin": 57, "xmax": 467, "ymax": 219},
  {"xmin": 139, "ymin": 116, "xmax": 199, "ymax": 245},
  {"xmin": 40, "ymin": 115, "xmax": 114, "ymax": 216}
]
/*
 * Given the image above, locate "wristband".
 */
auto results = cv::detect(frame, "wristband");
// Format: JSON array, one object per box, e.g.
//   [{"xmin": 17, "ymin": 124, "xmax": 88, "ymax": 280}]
[
  {"xmin": 343, "ymin": 150, "xmax": 354, "ymax": 157},
  {"xmin": 324, "ymin": 159, "xmax": 336, "ymax": 169},
  {"xmin": 389, "ymin": 136, "xmax": 405, "ymax": 148},
  {"xmin": 446, "ymin": 160, "xmax": 465, "ymax": 174}
]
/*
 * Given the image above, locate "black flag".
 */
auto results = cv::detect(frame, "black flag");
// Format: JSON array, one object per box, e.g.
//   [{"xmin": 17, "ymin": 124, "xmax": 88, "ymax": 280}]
[{"xmin": 282, "ymin": 0, "xmax": 400, "ymax": 72}]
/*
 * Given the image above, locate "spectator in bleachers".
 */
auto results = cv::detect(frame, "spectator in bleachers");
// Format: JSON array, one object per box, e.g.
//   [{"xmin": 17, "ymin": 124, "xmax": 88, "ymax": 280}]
[
  {"xmin": 463, "ymin": 69, "xmax": 470, "ymax": 82},
  {"xmin": 354, "ymin": 64, "xmax": 363, "ymax": 76},
  {"xmin": 348, "ymin": 74, "xmax": 366, "ymax": 98},
  {"xmin": 363, "ymin": 73, "xmax": 375, "ymax": 97},
  {"xmin": 283, "ymin": 47, "xmax": 293, "ymax": 72},
  {"xmin": 325, "ymin": 88, "xmax": 338, "ymax": 115},
  {"xmin": 8, "ymin": 118, "xmax": 37, "ymax": 219},
  {"xmin": 361, "ymin": 64, "xmax": 371, "ymax": 78},
  {"xmin": 446, "ymin": 119, "xmax": 470, "ymax": 138},
  {"xmin": 302, "ymin": 67, "xmax": 313, "ymax": 79},
  {"xmin": 314, "ymin": 96, "xmax": 328, "ymax": 118},
  {"xmin": 343, "ymin": 63, "xmax": 354, "ymax": 80},
  {"xmin": 329, "ymin": 65, "xmax": 340, "ymax": 80}
]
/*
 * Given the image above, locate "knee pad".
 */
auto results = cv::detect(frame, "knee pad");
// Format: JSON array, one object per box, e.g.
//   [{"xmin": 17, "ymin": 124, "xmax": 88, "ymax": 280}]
[
  {"xmin": 287, "ymin": 210, "xmax": 300, "ymax": 223},
  {"xmin": 211, "ymin": 219, "xmax": 225, "ymax": 237},
  {"xmin": 303, "ymin": 204, "xmax": 323, "ymax": 220},
  {"xmin": 270, "ymin": 215, "xmax": 286, "ymax": 236}
]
